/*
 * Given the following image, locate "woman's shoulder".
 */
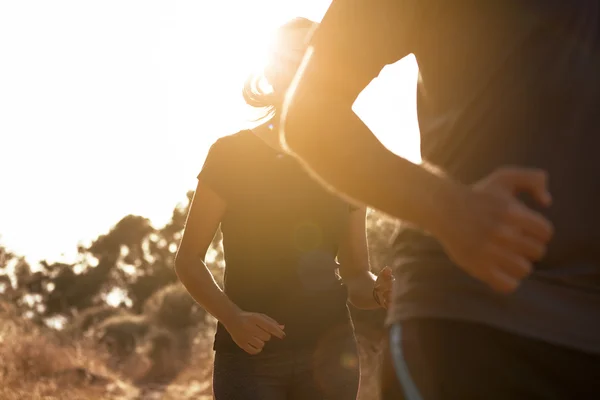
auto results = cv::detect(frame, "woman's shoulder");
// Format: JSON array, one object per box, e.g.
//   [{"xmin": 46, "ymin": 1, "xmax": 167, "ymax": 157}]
[
  {"xmin": 198, "ymin": 131, "xmax": 254, "ymax": 194},
  {"xmin": 210, "ymin": 129, "xmax": 250, "ymax": 147},
  {"xmin": 208, "ymin": 130, "xmax": 255, "ymax": 156}
]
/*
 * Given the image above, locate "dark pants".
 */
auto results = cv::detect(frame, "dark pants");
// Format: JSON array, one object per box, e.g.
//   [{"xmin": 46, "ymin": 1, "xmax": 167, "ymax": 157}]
[
  {"xmin": 213, "ymin": 328, "xmax": 359, "ymax": 400},
  {"xmin": 381, "ymin": 318, "xmax": 600, "ymax": 400}
]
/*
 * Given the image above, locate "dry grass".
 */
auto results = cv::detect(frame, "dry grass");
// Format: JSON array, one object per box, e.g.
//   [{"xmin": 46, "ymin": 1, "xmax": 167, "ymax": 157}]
[
  {"xmin": 0, "ymin": 302, "xmax": 380, "ymax": 400},
  {"xmin": 0, "ymin": 302, "xmax": 138, "ymax": 399},
  {"xmin": 0, "ymin": 301, "xmax": 214, "ymax": 400}
]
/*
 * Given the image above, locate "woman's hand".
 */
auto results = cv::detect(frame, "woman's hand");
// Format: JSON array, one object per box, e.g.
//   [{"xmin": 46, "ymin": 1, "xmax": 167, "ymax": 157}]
[
  {"xmin": 373, "ymin": 266, "xmax": 394, "ymax": 309},
  {"xmin": 223, "ymin": 311, "xmax": 286, "ymax": 355}
]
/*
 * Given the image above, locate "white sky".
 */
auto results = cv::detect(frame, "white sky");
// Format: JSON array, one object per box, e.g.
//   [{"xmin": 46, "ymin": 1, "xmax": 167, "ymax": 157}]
[{"xmin": 0, "ymin": 0, "xmax": 420, "ymax": 264}]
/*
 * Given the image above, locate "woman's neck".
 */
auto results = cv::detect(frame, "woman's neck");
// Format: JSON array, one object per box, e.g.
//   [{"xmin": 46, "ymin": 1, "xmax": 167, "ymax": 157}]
[{"xmin": 252, "ymin": 119, "xmax": 284, "ymax": 154}]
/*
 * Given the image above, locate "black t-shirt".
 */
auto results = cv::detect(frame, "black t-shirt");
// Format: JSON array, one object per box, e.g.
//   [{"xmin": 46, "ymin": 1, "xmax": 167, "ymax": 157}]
[
  {"xmin": 198, "ymin": 130, "xmax": 355, "ymax": 353},
  {"xmin": 309, "ymin": 1, "xmax": 600, "ymax": 354}
]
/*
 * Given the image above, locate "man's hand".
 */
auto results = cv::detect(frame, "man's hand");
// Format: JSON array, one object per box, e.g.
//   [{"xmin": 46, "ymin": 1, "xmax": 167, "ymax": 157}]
[
  {"xmin": 374, "ymin": 266, "xmax": 394, "ymax": 309},
  {"xmin": 437, "ymin": 167, "xmax": 554, "ymax": 294},
  {"xmin": 223, "ymin": 311, "xmax": 285, "ymax": 355}
]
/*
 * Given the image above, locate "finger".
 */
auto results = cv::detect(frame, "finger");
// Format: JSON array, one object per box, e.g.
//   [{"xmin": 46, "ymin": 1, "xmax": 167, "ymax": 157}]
[
  {"xmin": 465, "ymin": 260, "xmax": 521, "ymax": 294},
  {"xmin": 379, "ymin": 278, "xmax": 394, "ymax": 290},
  {"xmin": 244, "ymin": 344, "xmax": 261, "ymax": 355},
  {"xmin": 507, "ymin": 203, "xmax": 554, "ymax": 243},
  {"xmin": 249, "ymin": 326, "xmax": 272, "ymax": 342},
  {"xmin": 495, "ymin": 226, "xmax": 547, "ymax": 261},
  {"xmin": 382, "ymin": 298, "xmax": 390, "ymax": 309},
  {"xmin": 256, "ymin": 315, "xmax": 286, "ymax": 339},
  {"xmin": 488, "ymin": 267, "xmax": 524, "ymax": 294},
  {"xmin": 380, "ymin": 289, "xmax": 392, "ymax": 301},
  {"xmin": 495, "ymin": 167, "xmax": 552, "ymax": 207},
  {"xmin": 374, "ymin": 287, "xmax": 391, "ymax": 306},
  {"xmin": 493, "ymin": 249, "xmax": 533, "ymax": 281},
  {"xmin": 257, "ymin": 313, "xmax": 281, "ymax": 327},
  {"xmin": 247, "ymin": 337, "xmax": 265, "ymax": 351},
  {"xmin": 380, "ymin": 290, "xmax": 392, "ymax": 308},
  {"xmin": 375, "ymin": 270, "xmax": 394, "ymax": 291}
]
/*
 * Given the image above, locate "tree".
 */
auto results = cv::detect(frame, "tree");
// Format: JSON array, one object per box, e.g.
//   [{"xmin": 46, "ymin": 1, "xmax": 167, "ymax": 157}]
[
  {"xmin": 2, "ymin": 190, "xmax": 395, "ymax": 335},
  {"xmin": 1, "ymin": 190, "xmax": 225, "ymax": 328}
]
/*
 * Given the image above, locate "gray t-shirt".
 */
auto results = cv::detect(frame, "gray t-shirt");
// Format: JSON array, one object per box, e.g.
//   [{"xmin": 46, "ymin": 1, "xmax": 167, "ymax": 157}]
[{"xmin": 310, "ymin": 0, "xmax": 600, "ymax": 354}]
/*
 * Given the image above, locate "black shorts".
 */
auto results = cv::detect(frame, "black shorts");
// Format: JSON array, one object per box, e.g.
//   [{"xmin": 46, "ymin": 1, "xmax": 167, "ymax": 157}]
[{"xmin": 381, "ymin": 318, "xmax": 600, "ymax": 400}]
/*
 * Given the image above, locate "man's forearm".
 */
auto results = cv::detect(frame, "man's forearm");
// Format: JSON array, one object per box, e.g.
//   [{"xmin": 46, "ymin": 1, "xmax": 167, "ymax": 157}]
[{"xmin": 282, "ymin": 100, "xmax": 461, "ymax": 238}]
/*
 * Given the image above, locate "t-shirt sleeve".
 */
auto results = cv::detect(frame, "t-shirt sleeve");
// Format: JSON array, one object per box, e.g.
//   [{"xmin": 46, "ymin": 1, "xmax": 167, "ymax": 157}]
[
  {"xmin": 197, "ymin": 138, "xmax": 233, "ymax": 201},
  {"xmin": 309, "ymin": 0, "xmax": 419, "ymax": 81}
]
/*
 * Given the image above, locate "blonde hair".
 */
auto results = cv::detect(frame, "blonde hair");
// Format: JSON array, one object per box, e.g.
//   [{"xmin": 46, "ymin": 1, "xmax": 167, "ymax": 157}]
[{"xmin": 242, "ymin": 17, "xmax": 317, "ymax": 120}]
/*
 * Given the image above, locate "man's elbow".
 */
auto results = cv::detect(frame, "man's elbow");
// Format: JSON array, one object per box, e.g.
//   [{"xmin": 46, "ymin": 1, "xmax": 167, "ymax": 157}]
[{"xmin": 282, "ymin": 85, "xmax": 354, "ymax": 163}]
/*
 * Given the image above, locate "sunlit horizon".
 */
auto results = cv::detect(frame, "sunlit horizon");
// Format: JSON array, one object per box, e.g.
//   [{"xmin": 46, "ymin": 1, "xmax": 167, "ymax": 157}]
[{"xmin": 0, "ymin": 0, "xmax": 420, "ymax": 265}]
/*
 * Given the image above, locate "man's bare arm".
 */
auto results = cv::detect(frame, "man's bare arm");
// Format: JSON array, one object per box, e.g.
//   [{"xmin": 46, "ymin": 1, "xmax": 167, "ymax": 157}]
[
  {"xmin": 281, "ymin": 47, "xmax": 460, "ymax": 238},
  {"xmin": 280, "ymin": 0, "xmax": 554, "ymax": 294}
]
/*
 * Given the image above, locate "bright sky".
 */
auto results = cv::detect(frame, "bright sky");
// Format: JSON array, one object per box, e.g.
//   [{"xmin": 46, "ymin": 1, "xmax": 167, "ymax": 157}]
[{"xmin": 0, "ymin": 0, "xmax": 420, "ymax": 264}]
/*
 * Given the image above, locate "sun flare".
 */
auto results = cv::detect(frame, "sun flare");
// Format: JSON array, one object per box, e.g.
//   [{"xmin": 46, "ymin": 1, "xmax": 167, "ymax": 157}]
[{"xmin": 0, "ymin": 0, "xmax": 420, "ymax": 264}]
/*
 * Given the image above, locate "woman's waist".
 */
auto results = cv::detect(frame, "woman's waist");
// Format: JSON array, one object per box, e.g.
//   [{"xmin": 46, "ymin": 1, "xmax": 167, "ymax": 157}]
[
  {"xmin": 214, "ymin": 308, "xmax": 353, "ymax": 354},
  {"xmin": 223, "ymin": 257, "xmax": 344, "ymax": 301},
  {"xmin": 227, "ymin": 282, "xmax": 349, "ymax": 316}
]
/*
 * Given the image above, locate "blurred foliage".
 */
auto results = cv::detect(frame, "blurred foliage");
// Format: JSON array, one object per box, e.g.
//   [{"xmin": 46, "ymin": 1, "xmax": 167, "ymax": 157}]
[
  {"xmin": 0, "ymin": 190, "xmax": 396, "ymax": 331},
  {"xmin": 0, "ymin": 190, "xmax": 398, "ymax": 397},
  {"xmin": 0, "ymin": 190, "xmax": 224, "ymax": 330}
]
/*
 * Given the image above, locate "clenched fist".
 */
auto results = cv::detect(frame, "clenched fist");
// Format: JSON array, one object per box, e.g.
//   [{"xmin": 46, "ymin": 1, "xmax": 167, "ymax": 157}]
[
  {"xmin": 224, "ymin": 311, "xmax": 286, "ymax": 355},
  {"xmin": 437, "ymin": 167, "xmax": 554, "ymax": 293}
]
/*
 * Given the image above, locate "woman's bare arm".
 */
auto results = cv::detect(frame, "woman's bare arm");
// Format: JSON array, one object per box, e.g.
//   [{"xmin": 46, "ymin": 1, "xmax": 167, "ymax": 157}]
[{"xmin": 174, "ymin": 181, "xmax": 240, "ymax": 328}]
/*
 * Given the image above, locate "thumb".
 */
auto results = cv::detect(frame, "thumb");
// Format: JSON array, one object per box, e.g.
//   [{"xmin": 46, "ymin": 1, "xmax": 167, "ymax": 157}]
[
  {"xmin": 380, "ymin": 266, "xmax": 393, "ymax": 279},
  {"xmin": 258, "ymin": 313, "xmax": 280, "ymax": 326},
  {"xmin": 494, "ymin": 167, "xmax": 552, "ymax": 207}
]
